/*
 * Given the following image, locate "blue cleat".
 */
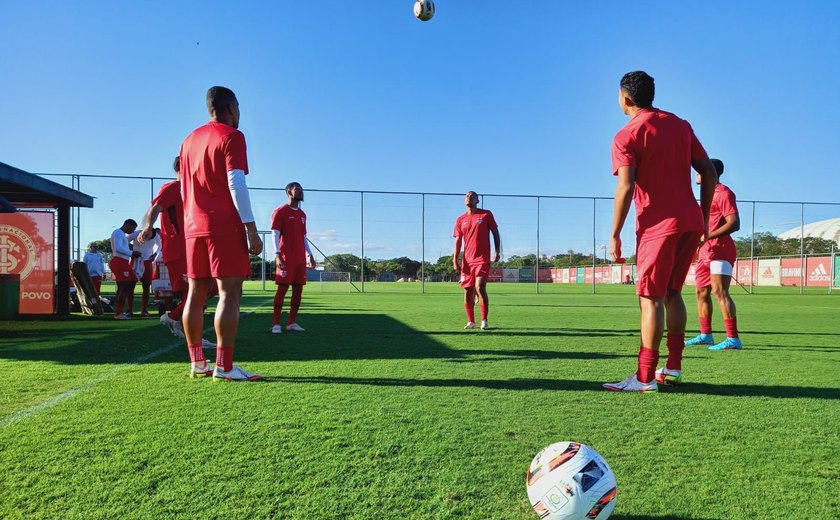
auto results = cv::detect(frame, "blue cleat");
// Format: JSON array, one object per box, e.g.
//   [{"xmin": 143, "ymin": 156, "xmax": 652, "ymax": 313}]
[
  {"xmin": 709, "ymin": 337, "xmax": 742, "ymax": 351},
  {"xmin": 685, "ymin": 333, "xmax": 714, "ymax": 346}
]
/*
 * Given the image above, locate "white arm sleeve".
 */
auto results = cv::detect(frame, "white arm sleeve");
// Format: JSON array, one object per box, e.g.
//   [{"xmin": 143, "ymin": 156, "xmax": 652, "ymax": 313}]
[
  {"xmin": 227, "ymin": 169, "xmax": 255, "ymax": 224},
  {"xmin": 273, "ymin": 230, "xmax": 282, "ymax": 255},
  {"xmin": 304, "ymin": 235, "xmax": 312, "ymax": 256}
]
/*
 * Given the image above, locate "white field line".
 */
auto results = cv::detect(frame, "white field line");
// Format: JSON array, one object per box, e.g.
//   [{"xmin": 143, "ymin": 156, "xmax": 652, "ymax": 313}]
[{"xmin": 1, "ymin": 300, "xmax": 271, "ymax": 429}]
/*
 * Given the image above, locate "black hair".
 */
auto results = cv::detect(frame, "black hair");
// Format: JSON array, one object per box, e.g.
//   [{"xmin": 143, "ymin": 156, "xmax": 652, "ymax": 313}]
[
  {"xmin": 620, "ymin": 71, "xmax": 655, "ymax": 108},
  {"xmin": 172, "ymin": 156, "xmax": 180, "ymax": 173},
  {"xmin": 710, "ymin": 158, "xmax": 724, "ymax": 177},
  {"xmin": 124, "ymin": 219, "xmax": 137, "ymax": 227},
  {"xmin": 206, "ymin": 86, "xmax": 238, "ymax": 115},
  {"xmin": 285, "ymin": 182, "xmax": 302, "ymax": 193}
]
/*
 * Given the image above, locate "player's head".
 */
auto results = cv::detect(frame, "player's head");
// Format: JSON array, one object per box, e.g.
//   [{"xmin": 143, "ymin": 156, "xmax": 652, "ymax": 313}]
[
  {"xmin": 172, "ymin": 156, "xmax": 180, "ymax": 178},
  {"xmin": 618, "ymin": 71, "xmax": 655, "ymax": 114},
  {"xmin": 698, "ymin": 158, "xmax": 724, "ymax": 185},
  {"xmin": 206, "ymin": 86, "xmax": 240, "ymax": 129},
  {"xmin": 286, "ymin": 182, "xmax": 304, "ymax": 202},
  {"xmin": 88, "ymin": 242, "xmax": 98, "ymax": 252},
  {"xmin": 122, "ymin": 218, "xmax": 138, "ymax": 233},
  {"xmin": 465, "ymin": 191, "xmax": 479, "ymax": 209}
]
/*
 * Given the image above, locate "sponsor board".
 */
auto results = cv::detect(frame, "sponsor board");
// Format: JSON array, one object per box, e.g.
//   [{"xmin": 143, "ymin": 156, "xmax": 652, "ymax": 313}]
[
  {"xmin": 489, "ymin": 268, "xmax": 503, "ymax": 283},
  {"xmin": 780, "ymin": 257, "xmax": 803, "ymax": 286},
  {"xmin": 611, "ymin": 265, "xmax": 622, "ymax": 284},
  {"xmin": 735, "ymin": 259, "xmax": 757, "ymax": 285},
  {"xmin": 561, "ymin": 268, "xmax": 570, "ymax": 284},
  {"xmin": 835, "ymin": 255, "xmax": 840, "ymax": 287},
  {"xmin": 805, "ymin": 256, "xmax": 831, "ymax": 287},
  {"xmin": 0, "ymin": 212, "xmax": 55, "ymax": 314},
  {"xmin": 538, "ymin": 268, "xmax": 552, "ymax": 283},
  {"xmin": 757, "ymin": 258, "xmax": 781, "ymax": 287},
  {"xmin": 502, "ymin": 268, "xmax": 519, "ymax": 283}
]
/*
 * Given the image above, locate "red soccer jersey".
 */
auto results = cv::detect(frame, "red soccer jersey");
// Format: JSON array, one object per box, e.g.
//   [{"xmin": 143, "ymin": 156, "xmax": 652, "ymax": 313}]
[
  {"xmin": 699, "ymin": 183, "xmax": 738, "ymax": 262},
  {"xmin": 271, "ymin": 204, "xmax": 308, "ymax": 264},
  {"xmin": 612, "ymin": 109, "xmax": 706, "ymax": 239},
  {"xmin": 179, "ymin": 121, "xmax": 249, "ymax": 238},
  {"xmin": 152, "ymin": 180, "xmax": 186, "ymax": 262},
  {"xmin": 453, "ymin": 209, "xmax": 498, "ymax": 265}
]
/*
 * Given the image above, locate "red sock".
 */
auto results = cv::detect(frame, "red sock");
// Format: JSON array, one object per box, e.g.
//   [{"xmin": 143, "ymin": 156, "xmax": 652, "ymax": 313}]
[
  {"xmin": 699, "ymin": 316, "xmax": 712, "ymax": 334},
  {"xmin": 187, "ymin": 344, "xmax": 205, "ymax": 363},
  {"xmin": 216, "ymin": 346, "xmax": 234, "ymax": 372},
  {"xmin": 168, "ymin": 299, "xmax": 186, "ymax": 321},
  {"xmin": 479, "ymin": 301, "xmax": 488, "ymax": 321},
  {"xmin": 273, "ymin": 285, "xmax": 288, "ymax": 325},
  {"xmin": 465, "ymin": 300, "xmax": 475, "ymax": 323},
  {"xmin": 636, "ymin": 346, "xmax": 659, "ymax": 384},
  {"xmin": 289, "ymin": 285, "xmax": 302, "ymax": 324},
  {"xmin": 665, "ymin": 333, "xmax": 685, "ymax": 371},
  {"xmin": 724, "ymin": 317, "xmax": 738, "ymax": 338}
]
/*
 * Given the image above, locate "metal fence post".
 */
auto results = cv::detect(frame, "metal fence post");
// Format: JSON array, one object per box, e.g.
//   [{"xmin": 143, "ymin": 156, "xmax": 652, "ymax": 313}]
[
  {"xmin": 421, "ymin": 193, "xmax": 425, "ymax": 294},
  {"xmin": 536, "ymin": 196, "xmax": 540, "ymax": 294},
  {"xmin": 592, "ymin": 198, "xmax": 596, "ymax": 294},
  {"xmin": 750, "ymin": 202, "xmax": 755, "ymax": 294},
  {"xmin": 360, "ymin": 191, "xmax": 365, "ymax": 293},
  {"xmin": 800, "ymin": 203, "xmax": 804, "ymax": 294},
  {"xmin": 261, "ymin": 230, "xmax": 267, "ymax": 292}
]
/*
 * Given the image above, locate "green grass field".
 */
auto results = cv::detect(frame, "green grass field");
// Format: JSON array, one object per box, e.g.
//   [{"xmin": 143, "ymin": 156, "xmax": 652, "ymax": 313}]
[{"xmin": 1, "ymin": 282, "xmax": 838, "ymax": 519}]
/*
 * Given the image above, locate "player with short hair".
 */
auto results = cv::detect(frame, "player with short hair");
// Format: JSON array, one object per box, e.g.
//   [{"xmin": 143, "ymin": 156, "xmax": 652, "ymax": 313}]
[
  {"xmin": 686, "ymin": 159, "xmax": 743, "ymax": 351},
  {"xmin": 270, "ymin": 182, "xmax": 316, "ymax": 333},
  {"xmin": 453, "ymin": 191, "xmax": 501, "ymax": 330},
  {"xmin": 605, "ymin": 71, "xmax": 717, "ymax": 392},
  {"xmin": 109, "ymin": 219, "xmax": 141, "ymax": 319},
  {"xmin": 178, "ymin": 86, "xmax": 263, "ymax": 381},
  {"xmin": 83, "ymin": 242, "xmax": 105, "ymax": 296}
]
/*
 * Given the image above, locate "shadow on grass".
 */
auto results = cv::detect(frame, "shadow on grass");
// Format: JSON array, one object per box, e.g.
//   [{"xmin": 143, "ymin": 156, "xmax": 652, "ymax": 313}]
[
  {"xmin": 264, "ymin": 375, "xmax": 840, "ymax": 399},
  {"xmin": 611, "ymin": 516, "xmax": 723, "ymax": 520}
]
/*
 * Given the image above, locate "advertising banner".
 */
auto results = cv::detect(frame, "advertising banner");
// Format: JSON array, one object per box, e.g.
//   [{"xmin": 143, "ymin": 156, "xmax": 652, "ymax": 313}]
[
  {"xmin": 489, "ymin": 268, "xmax": 503, "ymax": 283},
  {"xmin": 780, "ymin": 257, "xmax": 802, "ymax": 286},
  {"xmin": 611, "ymin": 265, "xmax": 622, "ymax": 284},
  {"xmin": 805, "ymin": 256, "xmax": 831, "ymax": 287},
  {"xmin": 685, "ymin": 263, "xmax": 696, "ymax": 286},
  {"xmin": 735, "ymin": 259, "xmax": 757, "ymax": 286},
  {"xmin": 538, "ymin": 268, "xmax": 552, "ymax": 282},
  {"xmin": 0, "ymin": 211, "xmax": 55, "ymax": 314},
  {"xmin": 835, "ymin": 255, "xmax": 840, "ymax": 288},
  {"xmin": 584, "ymin": 267, "xmax": 593, "ymax": 284},
  {"xmin": 561, "ymin": 268, "xmax": 570, "ymax": 284},
  {"xmin": 757, "ymin": 258, "xmax": 781, "ymax": 287},
  {"xmin": 621, "ymin": 265, "xmax": 633, "ymax": 284},
  {"xmin": 593, "ymin": 266, "xmax": 603, "ymax": 284},
  {"xmin": 502, "ymin": 268, "xmax": 519, "ymax": 283},
  {"xmin": 519, "ymin": 267, "xmax": 534, "ymax": 283},
  {"xmin": 576, "ymin": 268, "xmax": 584, "ymax": 284}
]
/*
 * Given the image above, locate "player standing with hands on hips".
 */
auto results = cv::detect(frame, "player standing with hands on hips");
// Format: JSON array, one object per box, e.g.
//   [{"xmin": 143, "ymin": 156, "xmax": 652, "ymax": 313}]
[
  {"xmin": 605, "ymin": 71, "xmax": 717, "ymax": 392},
  {"xmin": 270, "ymin": 182, "xmax": 316, "ymax": 334},
  {"xmin": 179, "ymin": 86, "xmax": 263, "ymax": 381},
  {"xmin": 453, "ymin": 191, "xmax": 501, "ymax": 330}
]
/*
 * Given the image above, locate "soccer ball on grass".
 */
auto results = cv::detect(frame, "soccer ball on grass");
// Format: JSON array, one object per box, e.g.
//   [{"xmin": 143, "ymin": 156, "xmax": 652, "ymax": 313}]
[{"xmin": 525, "ymin": 442, "xmax": 617, "ymax": 519}]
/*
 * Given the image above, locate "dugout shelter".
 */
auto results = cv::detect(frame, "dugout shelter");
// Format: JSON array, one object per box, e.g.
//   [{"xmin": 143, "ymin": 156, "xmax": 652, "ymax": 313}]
[{"xmin": 0, "ymin": 161, "xmax": 94, "ymax": 316}]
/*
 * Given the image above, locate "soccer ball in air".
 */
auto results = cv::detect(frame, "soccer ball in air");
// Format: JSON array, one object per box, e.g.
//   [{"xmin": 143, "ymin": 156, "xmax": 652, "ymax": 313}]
[
  {"xmin": 526, "ymin": 442, "xmax": 617, "ymax": 519},
  {"xmin": 414, "ymin": 0, "xmax": 435, "ymax": 21}
]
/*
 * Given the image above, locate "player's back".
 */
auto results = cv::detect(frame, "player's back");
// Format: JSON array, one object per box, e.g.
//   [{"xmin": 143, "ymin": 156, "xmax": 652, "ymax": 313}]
[
  {"xmin": 618, "ymin": 109, "xmax": 703, "ymax": 238},
  {"xmin": 179, "ymin": 122, "xmax": 247, "ymax": 238}
]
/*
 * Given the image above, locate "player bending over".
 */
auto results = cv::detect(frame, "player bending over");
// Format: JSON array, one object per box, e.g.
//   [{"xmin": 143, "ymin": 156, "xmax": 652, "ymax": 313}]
[
  {"xmin": 605, "ymin": 71, "xmax": 717, "ymax": 392},
  {"xmin": 685, "ymin": 158, "xmax": 743, "ymax": 351},
  {"xmin": 453, "ymin": 191, "xmax": 501, "ymax": 330},
  {"xmin": 270, "ymin": 182, "xmax": 316, "ymax": 334},
  {"xmin": 109, "ymin": 219, "xmax": 140, "ymax": 319},
  {"xmin": 179, "ymin": 86, "xmax": 263, "ymax": 381}
]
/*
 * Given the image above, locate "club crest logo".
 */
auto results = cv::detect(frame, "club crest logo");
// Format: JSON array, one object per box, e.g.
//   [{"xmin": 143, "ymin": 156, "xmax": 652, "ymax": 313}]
[
  {"xmin": 477, "ymin": 218, "xmax": 483, "ymax": 224},
  {"xmin": 0, "ymin": 225, "xmax": 37, "ymax": 280}
]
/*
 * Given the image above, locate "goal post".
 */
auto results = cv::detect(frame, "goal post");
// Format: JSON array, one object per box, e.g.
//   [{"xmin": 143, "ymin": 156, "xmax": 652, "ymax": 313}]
[{"xmin": 318, "ymin": 271, "xmax": 354, "ymax": 293}]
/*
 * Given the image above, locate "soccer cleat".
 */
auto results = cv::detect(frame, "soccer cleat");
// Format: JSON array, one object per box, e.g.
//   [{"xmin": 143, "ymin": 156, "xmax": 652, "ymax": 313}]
[
  {"xmin": 709, "ymin": 337, "xmax": 742, "ymax": 351},
  {"xmin": 213, "ymin": 364, "xmax": 263, "ymax": 382},
  {"xmin": 655, "ymin": 367, "xmax": 682, "ymax": 386},
  {"xmin": 603, "ymin": 374, "xmax": 657, "ymax": 393},
  {"xmin": 115, "ymin": 313, "xmax": 131, "ymax": 320},
  {"xmin": 464, "ymin": 322, "xmax": 476, "ymax": 329},
  {"xmin": 160, "ymin": 313, "xmax": 185, "ymax": 338},
  {"xmin": 285, "ymin": 323, "xmax": 305, "ymax": 332},
  {"xmin": 189, "ymin": 362, "xmax": 214, "ymax": 378},
  {"xmin": 480, "ymin": 320, "xmax": 490, "ymax": 330},
  {"xmin": 685, "ymin": 333, "xmax": 714, "ymax": 346},
  {"xmin": 201, "ymin": 338, "xmax": 216, "ymax": 350},
  {"xmin": 271, "ymin": 324, "xmax": 283, "ymax": 334},
  {"xmin": 140, "ymin": 311, "xmax": 151, "ymax": 318}
]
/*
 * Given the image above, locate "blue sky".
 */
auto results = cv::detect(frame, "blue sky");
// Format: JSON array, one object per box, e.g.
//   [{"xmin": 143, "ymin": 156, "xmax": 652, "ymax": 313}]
[{"xmin": 2, "ymin": 1, "xmax": 838, "ymax": 261}]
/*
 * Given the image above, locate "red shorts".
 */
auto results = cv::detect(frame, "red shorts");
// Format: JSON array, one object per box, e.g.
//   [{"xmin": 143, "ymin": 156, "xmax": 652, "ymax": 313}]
[
  {"xmin": 635, "ymin": 231, "xmax": 702, "ymax": 297},
  {"xmin": 459, "ymin": 261, "xmax": 490, "ymax": 288},
  {"xmin": 186, "ymin": 230, "xmax": 251, "ymax": 279},
  {"xmin": 141, "ymin": 259, "xmax": 154, "ymax": 284},
  {"xmin": 166, "ymin": 258, "xmax": 188, "ymax": 293},
  {"xmin": 276, "ymin": 261, "xmax": 307, "ymax": 285},
  {"xmin": 109, "ymin": 257, "xmax": 136, "ymax": 282}
]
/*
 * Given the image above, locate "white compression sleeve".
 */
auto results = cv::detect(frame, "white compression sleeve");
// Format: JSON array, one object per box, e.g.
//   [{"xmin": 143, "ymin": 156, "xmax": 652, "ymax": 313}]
[
  {"xmin": 273, "ymin": 230, "xmax": 282, "ymax": 255},
  {"xmin": 227, "ymin": 169, "xmax": 255, "ymax": 223},
  {"xmin": 304, "ymin": 236, "xmax": 312, "ymax": 256}
]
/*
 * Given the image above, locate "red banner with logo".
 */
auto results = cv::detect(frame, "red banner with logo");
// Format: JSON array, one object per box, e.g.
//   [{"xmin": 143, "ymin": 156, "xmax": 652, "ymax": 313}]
[
  {"xmin": 734, "ymin": 259, "xmax": 757, "ymax": 286},
  {"xmin": 568, "ymin": 267, "xmax": 577, "ymax": 284},
  {"xmin": 0, "ymin": 211, "xmax": 55, "ymax": 314},
  {"xmin": 805, "ymin": 256, "xmax": 832, "ymax": 287},
  {"xmin": 780, "ymin": 258, "xmax": 802, "ymax": 286},
  {"xmin": 537, "ymin": 268, "xmax": 552, "ymax": 282},
  {"xmin": 489, "ymin": 268, "xmax": 503, "ymax": 283},
  {"xmin": 584, "ymin": 267, "xmax": 593, "ymax": 283}
]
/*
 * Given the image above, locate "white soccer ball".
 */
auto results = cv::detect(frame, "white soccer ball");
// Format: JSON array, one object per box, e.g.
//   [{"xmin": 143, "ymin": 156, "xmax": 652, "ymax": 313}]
[
  {"xmin": 526, "ymin": 442, "xmax": 617, "ymax": 520},
  {"xmin": 413, "ymin": 0, "xmax": 435, "ymax": 21}
]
